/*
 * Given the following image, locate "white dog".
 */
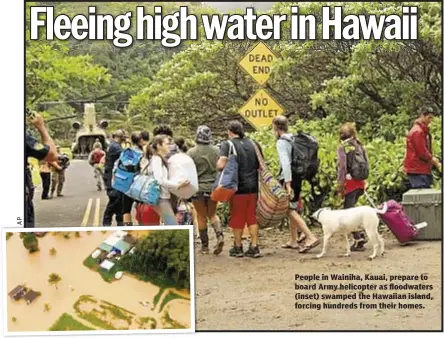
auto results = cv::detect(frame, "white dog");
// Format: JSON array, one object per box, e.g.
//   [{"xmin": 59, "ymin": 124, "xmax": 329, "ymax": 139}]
[{"xmin": 312, "ymin": 203, "xmax": 387, "ymax": 260}]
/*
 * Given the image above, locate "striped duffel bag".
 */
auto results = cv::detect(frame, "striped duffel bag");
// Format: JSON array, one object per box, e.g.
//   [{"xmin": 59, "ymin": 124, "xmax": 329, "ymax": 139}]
[{"xmin": 251, "ymin": 141, "xmax": 289, "ymax": 228}]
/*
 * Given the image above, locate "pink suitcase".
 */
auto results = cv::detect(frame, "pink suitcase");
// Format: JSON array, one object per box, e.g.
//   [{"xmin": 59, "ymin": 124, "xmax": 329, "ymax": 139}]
[{"xmin": 378, "ymin": 200, "xmax": 419, "ymax": 244}]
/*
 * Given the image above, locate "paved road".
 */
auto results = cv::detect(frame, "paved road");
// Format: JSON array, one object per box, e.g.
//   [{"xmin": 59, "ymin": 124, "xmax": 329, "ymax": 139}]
[{"xmin": 34, "ymin": 160, "xmax": 111, "ymax": 227}]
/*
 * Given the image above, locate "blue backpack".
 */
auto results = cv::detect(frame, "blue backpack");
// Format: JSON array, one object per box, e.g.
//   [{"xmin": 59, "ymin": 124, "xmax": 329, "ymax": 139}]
[{"xmin": 112, "ymin": 148, "xmax": 143, "ymax": 194}]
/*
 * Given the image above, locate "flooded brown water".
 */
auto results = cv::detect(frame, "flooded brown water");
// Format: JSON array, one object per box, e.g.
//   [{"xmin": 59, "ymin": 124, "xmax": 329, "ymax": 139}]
[{"xmin": 5, "ymin": 231, "xmax": 191, "ymax": 332}]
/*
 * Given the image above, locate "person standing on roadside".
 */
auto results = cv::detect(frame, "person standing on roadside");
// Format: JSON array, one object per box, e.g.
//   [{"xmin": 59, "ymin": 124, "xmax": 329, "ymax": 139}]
[
  {"xmin": 25, "ymin": 109, "xmax": 58, "ymax": 227},
  {"xmin": 404, "ymin": 107, "xmax": 441, "ymax": 189},
  {"xmin": 272, "ymin": 116, "xmax": 320, "ymax": 253},
  {"xmin": 39, "ymin": 160, "xmax": 52, "ymax": 200},
  {"xmin": 217, "ymin": 120, "xmax": 262, "ymax": 258},
  {"xmin": 337, "ymin": 122, "xmax": 369, "ymax": 251},
  {"xmin": 145, "ymin": 135, "xmax": 190, "ymax": 225},
  {"xmin": 134, "ymin": 130, "xmax": 161, "ymax": 226},
  {"xmin": 122, "ymin": 132, "xmax": 145, "ymax": 226},
  {"xmin": 88, "ymin": 142, "xmax": 106, "ymax": 191},
  {"xmin": 188, "ymin": 126, "xmax": 224, "ymax": 255},
  {"xmin": 40, "ymin": 159, "xmax": 62, "ymax": 199},
  {"xmin": 50, "ymin": 145, "xmax": 70, "ymax": 198}
]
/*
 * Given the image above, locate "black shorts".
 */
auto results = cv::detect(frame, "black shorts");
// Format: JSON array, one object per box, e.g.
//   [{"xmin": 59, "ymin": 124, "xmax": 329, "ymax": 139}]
[
  {"xmin": 280, "ymin": 176, "xmax": 302, "ymax": 210},
  {"xmin": 344, "ymin": 189, "xmax": 364, "ymax": 209},
  {"xmin": 122, "ymin": 194, "xmax": 135, "ymax": 214},
  {"xmin": 192, "ymin": 191, "xmax": 211, "ymax": 200}
]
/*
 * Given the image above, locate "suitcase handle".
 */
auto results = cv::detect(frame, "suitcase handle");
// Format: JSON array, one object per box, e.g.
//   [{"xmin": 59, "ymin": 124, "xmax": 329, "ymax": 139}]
[{"xmin": 364, "ymin": 191, "xmax": 378, "ymax": 209}]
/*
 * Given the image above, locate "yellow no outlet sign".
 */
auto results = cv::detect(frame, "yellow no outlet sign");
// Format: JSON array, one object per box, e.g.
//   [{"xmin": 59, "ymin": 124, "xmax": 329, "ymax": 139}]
[{"xmin": 239, "ymin": 89, "xmax": 284, "ymax": 129}]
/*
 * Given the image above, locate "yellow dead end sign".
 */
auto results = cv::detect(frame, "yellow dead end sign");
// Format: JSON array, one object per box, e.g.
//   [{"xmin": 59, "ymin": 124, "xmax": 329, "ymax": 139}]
[
  {"xmin": 239, "ymin": 42, "xmax": 278, "ymax": 85},
  {"xmin": 239, "ymin": 89, "xmax": 285, "ymax": 130}
]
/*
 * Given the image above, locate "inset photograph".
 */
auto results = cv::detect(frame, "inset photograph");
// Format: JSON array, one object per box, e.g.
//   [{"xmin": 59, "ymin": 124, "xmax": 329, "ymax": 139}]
[{"xmin": 3, "ymin": 227, "xmax": 194, "ymax": 334}]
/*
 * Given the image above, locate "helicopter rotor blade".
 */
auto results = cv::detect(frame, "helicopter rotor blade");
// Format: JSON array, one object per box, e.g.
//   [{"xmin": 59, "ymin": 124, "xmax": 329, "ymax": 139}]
[
  {"xmin": 93, "ymin": 101, "xmax": 129, "ymax": 104},
  {"xmin": 37, "ymin": 95, "xmax": 122, "ymax": 106},
  {"xmin": 46, "ymin": 115, "xmax": 79, "ymax": 123}
]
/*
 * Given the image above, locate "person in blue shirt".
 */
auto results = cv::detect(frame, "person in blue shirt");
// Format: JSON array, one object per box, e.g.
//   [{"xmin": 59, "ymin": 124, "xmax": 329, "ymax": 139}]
[{"xmin": 25, "ymin": 110, "xmax": 57, "ymax": 227}]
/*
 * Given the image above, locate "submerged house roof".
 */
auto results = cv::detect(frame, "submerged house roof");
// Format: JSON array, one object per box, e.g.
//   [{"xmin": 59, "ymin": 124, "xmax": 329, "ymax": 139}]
[
  {"xmin": 24, "ymin": 290, "xmax": 40, "ymax": 303},
  {"xmin": 8, "ymin": 285, "xmax": 25, "ymax": 298},
  {"xmin": 99, "ymin": 242, "xmax": 114, "ymax": 253},
  {"xmin": 104, "ymin": 234, "xmax": 121, "ymax": 247},
  {"xmin": 115, "ymin": 230, "xmax": 128, "ymax": 238},
  {"xmin": 100, "ymin": 259, "xmax": 115, "ymax": 271},
  {"xmin": 113, "ymin": 239, "xmax": 132, "ymax": 253}
]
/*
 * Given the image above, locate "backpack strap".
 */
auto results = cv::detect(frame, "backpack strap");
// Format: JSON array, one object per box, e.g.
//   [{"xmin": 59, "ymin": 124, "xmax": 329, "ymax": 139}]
[
  {"xmin": 141, "ymin": 161, "xmax": 150, "ymax": 175},
  {"xmin": 249, "ymin": 139, "xmax": 266, "ymax": 171},
  {"xmin": 279, "ymin": 136, "xmax": 293, "ymax": 145},
  {"xmin": 278, "ymin": 136, "xmax": 294, "ymax": 176},
  {"xmin": 227, "ymin": 140, "xmax": 237, "ymax": 156}
]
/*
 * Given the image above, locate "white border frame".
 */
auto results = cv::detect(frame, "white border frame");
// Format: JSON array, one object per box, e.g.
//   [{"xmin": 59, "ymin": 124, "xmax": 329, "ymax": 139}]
[{"xmin": 2, "ymin": 225, "xmax": 195, "ymax": 336}]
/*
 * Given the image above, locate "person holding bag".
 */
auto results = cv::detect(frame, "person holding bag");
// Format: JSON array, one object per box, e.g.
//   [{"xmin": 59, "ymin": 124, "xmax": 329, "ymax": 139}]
[
  {"xmin": 188, "ymin": 125, "xmax": 224, "ymax": 255},
  {"xmin": 121, "ymin": 132, "xmax": 145, "ymax": 226},
  {"xmin": 128, "ymin": 159, "xmax": 162, "ymax": 225},
  {"xmin": 216, "ymin": 121, "xmax": 262, "ymax": 258},
  {"xmin": 251, "ymin": 138, "xmax": 290, "ymax": 231},
  {"xmin": 145, "ymin": 135, "xmax": 190, "ymax": 225}
]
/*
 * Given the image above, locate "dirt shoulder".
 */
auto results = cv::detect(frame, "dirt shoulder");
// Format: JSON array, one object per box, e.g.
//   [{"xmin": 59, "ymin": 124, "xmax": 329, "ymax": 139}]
[{"xmin": 195, "ymin": 228, "xmax": 442, "ymax": 331}]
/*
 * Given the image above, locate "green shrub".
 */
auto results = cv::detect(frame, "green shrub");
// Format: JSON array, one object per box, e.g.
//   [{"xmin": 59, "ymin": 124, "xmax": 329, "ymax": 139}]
[
  {"xmin": 22, "ymin": 233, "xmax": 39, "ymax": 253},
  {"xmin": 49, "ymin": 313, "xmax": 94, "ymax": 331},
  {"xmin": 216, "ymin": 116, "xmax": 442, "ymax": 225}
]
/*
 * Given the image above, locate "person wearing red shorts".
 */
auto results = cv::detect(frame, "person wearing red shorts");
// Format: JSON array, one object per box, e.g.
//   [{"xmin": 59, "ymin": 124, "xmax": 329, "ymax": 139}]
[{"xmin": 217, "ymin": 120, "xmax": 262, "ymax": 258}]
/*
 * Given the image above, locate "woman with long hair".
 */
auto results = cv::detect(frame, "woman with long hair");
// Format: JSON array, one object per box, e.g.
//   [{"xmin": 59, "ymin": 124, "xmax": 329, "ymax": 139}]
[
  {"xmin": 337, "ymin": 122, "xmax": 368, "ymax": 251},
  {"xmin": 145, "ymin": 135, "xmax": 190, "ymax": 225}
]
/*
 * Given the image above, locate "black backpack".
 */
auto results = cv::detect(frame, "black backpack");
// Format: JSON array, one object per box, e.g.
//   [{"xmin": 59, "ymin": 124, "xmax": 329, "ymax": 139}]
[
  {"xmin": 282, "ymin": 131, "xmax": 320, "ymax": 182},
  {"xmin": 345, "ymin": 140, "xmax": 369, "ymax": 180}
]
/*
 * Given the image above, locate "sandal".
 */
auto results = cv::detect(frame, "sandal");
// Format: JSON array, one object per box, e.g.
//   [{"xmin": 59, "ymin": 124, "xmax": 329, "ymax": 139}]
[
  {"xmin": 350, "ymin": 240, "xmax": 367, "ymax": 252},
  {"xmin": 298, "ymin": 240, "xmax": 321, "ymax": 254},
  {"xmin": 281, "ymin": 243, "xmax": 299, "ymax": 250},
  {"xmin": 297, "ymin": 234, "xmax": 307, "ymax": 244}
]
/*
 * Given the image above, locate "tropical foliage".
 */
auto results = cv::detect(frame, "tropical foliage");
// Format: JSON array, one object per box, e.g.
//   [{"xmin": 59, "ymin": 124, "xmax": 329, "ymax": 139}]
[
  {"xmin": 249, "ymin": 115, "xmax": 442, "ymax": 218},
  {"xmin": 130, "ymin": 2, "xmax": 442, "ymax": 137},
  {"xmin": 48, "ymin": 273, "xmax": 62, "ymax": 289},
  {"xmin": 26, "ymin": 2, "xmax": 442, "ymax": 219},
  {"xmin": 21, "ymin": 233, "xmax": 39, "ymax": 253},
  {"xmin": 119, "ymin": 231, "xmax": 190, "ymax": 289}
]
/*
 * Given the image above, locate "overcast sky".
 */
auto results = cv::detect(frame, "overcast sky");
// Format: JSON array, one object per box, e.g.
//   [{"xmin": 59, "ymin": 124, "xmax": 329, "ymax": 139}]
[{"xmin": 203, "ymin": 2, "xmax": 276, "ymax": 12}]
